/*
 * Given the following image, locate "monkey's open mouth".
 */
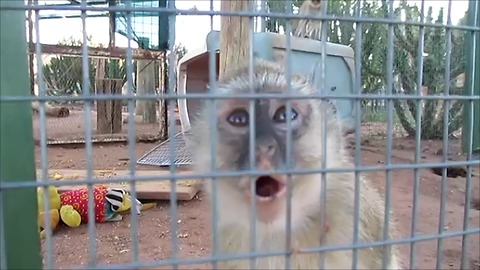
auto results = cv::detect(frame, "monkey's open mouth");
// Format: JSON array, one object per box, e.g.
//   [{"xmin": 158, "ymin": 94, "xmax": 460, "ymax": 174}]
[{"xmin": 255, "ymin": 175, "xmax": 286, "ymax": 200}]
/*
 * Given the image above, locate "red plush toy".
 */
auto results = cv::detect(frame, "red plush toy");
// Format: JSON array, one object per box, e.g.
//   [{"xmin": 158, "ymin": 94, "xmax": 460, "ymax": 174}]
[{"xmin": 59, "ymin": 185, "xmax": 109, "ymax": 223}]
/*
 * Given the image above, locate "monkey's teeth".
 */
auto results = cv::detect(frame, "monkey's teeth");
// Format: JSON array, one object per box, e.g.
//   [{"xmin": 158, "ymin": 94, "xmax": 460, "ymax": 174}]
[{"xmin": 256, "ymin": 195, "xmax": 275, "ymax": 202}]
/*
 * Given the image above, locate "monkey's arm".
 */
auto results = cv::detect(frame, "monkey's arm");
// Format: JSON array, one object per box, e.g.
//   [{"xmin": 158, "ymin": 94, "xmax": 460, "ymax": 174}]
[{"xmin": 358, "ymin": 181, "xmax": 401, "ymax": 269}]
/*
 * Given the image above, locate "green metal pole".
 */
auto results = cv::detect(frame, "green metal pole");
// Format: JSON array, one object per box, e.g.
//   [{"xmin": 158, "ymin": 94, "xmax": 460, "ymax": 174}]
[
  {"xmin": 462, "ymin": 0, "xmax": 480, "ymax": 155},
  {"xmin": 0, "ymin": 1, "xmax": 42, "ymax": 269}
]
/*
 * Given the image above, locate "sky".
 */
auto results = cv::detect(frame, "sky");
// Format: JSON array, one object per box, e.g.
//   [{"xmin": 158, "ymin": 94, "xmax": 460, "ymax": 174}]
[{"xmin": 33, "ymin": 0, "xmax": 470, "ymax": 51}]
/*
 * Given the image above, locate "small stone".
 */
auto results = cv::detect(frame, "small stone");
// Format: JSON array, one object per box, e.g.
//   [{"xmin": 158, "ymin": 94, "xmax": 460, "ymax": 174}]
[{"xmin": 177, "ymin": 233, "xmax": 189, "ymax": 238}]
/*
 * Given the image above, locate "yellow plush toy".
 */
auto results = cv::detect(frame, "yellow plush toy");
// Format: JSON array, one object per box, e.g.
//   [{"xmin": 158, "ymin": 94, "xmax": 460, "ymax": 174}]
[{"xmin": 37, "ymin": 186, "xmax": 82, "ymax": 239}]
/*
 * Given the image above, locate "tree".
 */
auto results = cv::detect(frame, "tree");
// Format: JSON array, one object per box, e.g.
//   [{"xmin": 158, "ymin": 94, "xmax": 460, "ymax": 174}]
[
  {"xmin": 391, "ymin": 0, "xmax": 466, "ymax": 139},
  {"xmin": 42, "ymin": 38, "xmax": 96, "ymax": 99},
  {"xmin": 266, "ymin": 0, "xmax": 387, "ymax": 97},
  {"xmin": 265, "ymin": 0, "xmax": 467, "ymax": 139}
]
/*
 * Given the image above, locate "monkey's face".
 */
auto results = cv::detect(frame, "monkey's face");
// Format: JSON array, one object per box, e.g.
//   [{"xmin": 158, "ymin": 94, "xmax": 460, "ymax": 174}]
[
  {"xmin": 192, "ymin": 60, "xmax": 335, "ymax": 224},
  {"xmin": 210, "ymin": 95, "xmax": 317, "ymax": 223},
  {"xmin": 216, "ymin": 97, "xmax": 310, "ymax": 171}
]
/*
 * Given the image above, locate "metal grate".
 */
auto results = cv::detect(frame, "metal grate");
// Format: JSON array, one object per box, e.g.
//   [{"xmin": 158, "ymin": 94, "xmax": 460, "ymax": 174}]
[{"xmin": 137, "ymin": 130, "xmax": 193, "ymax": 166}]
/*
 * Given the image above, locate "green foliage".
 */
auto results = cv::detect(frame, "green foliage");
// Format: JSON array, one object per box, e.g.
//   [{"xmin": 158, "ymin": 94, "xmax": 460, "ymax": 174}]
[
  {"xmin": 266, "ymin": 0, "xmax": 467, "ymax": 139},
  {"xmin": 391, "ymin": 1, "xmax": 466, "ymax": 139},
  {"xmin": 42, "ymin": 37, "xmax": 130, "ymax": 100},
  {"xmin": 42, "ymin": 38, "xmax": 96, "ymax": 97},
  {"xmin": 106, "ymin": 59, "xmax": 127, "ymax": 83},
  {"xmin": 265, "ymin": 0, "xmax": 301, "ymax": 33},
  {"xmin": 362, "ymin": 106, "xmax": 400, "ymax": 123},
  {"xmin": 42, "ymin": 41, "xmax": 187, "ymax": 96}
]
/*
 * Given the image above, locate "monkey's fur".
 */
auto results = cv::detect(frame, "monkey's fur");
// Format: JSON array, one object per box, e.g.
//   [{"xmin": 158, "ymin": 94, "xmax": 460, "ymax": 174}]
[
  {"xmin": 189, "ymin": 60, "xmax": 401, "ymax": 269},
  {"xmin": 293, "ymin": 0, "xmax": 324, "ymax": 40}
]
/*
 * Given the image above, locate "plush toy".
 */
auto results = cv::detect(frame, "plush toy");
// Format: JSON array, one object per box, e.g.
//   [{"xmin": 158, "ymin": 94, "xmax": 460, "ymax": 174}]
[
  {"xmin": 59, "ymin": 185, "xmax": 143, "ymax": 223},
  {"xmin": 37, "ymin": 187, "xmax": 59, "ymax": 237},
  {"xmin": 37, "ymin": 185, "xmax": 145, "ymax": 238}
]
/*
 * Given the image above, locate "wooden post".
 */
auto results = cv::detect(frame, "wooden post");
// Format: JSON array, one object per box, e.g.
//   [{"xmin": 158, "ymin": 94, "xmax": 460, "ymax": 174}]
[
  {"xmin": 95, "ymin": 58, "xmax": 106, "ymax": 108},
  {"xmin": 96, "ymin": 79, "xmax": 123, "ymax": 134},
  {"xmin": 27, "ymin": 0, "xmax": 35, "ymax": 95},
  {"xmin": 135, "ymin": 59, "xmax": 157, "ymax": 124},
  {"xmin": 462, "ymin": 0, "xmax": 480, "ymax": 155},
  {"xmin": 219, "ymin": 0, "xmax": 251, "ymax": 79},
  {"xmin": 108, "ymin": 0, "xmax": 116, "ymax": 49},
  {"xmin": 158, "ymin": 54, "xmax": 168, "ymax": 140},
  {"xmin": 0, "ymin": 0, "xmax": 42, "ymax": 267}
]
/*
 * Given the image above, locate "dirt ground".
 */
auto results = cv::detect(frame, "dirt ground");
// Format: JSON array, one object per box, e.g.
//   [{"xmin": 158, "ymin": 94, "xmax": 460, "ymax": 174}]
[
  {"xmin": 36, "ymin": 123, "xmax": 480, "ymax": 269},
  {"xmin": 31, "ymin": 105, "xmax": 163, "ymax": 143}
]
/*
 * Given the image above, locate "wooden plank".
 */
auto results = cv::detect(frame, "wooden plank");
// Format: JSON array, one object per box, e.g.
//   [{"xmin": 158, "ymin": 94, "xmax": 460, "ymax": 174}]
[
  {"xmin": 135, "ymin": 60, "xmax": 157, "ymax": 123},
  {"xmin": 33, "ymin": 132, "xmax": 163, "ymax": 146},
  {"xmin": 36, "ymin": 169, "xmax": 203, "ymax": 201},
  {"xmin": 29, "ymin": 43, "xmax": 164, "ymax": 60}
]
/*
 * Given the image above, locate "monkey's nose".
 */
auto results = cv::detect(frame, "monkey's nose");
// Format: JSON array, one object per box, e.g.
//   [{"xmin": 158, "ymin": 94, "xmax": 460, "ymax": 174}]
[{"xmin": 256, "ymin": 143, "xmax": 276, "ymax": 157}]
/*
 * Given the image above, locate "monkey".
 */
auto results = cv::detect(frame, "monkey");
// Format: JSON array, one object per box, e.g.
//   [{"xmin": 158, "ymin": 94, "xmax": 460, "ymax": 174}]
[
  {"xmin": 293, "ymin": 0, "xmax": 324, "ymax": 41},
  {"xmin": 189, "ymin": 59, "xmax": 401, "ymax": 269}
]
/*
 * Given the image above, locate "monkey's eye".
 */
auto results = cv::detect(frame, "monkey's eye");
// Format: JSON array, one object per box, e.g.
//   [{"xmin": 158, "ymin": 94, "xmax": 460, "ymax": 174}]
[
  {"xmin": 226, "ymin": 109, "xmax": 249, "ymax": 127},
  {"xmin": 272, "ymin": 106, "xmax": 298, "ymax": 123}
]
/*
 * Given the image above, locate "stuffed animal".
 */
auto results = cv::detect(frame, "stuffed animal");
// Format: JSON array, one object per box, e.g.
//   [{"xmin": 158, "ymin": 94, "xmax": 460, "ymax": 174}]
[
  {"xmin": 37, "ymin": 185, "xmax": 143, "ymax": 238},
  {"xmin": 37, "ymin": 186, "xmax": 80, "ymax": 238},
  {"xmin": 59, "ymin": 185, "xmax": 142, "ymax": 223}
]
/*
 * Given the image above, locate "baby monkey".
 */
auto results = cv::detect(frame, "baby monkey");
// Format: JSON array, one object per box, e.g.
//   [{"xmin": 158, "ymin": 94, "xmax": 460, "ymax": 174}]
[
  {"xmin": 190, "ymin": 60, "xmax": 401, "ymax": 269},
  {"xmin": 293, "ymin": 0, "xmax": 324, "ymax": 40}
]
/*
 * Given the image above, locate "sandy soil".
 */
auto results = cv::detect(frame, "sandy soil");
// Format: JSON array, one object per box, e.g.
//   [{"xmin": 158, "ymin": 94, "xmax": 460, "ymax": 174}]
[
  {"xmin": 36, "ymin": 123, "xmax": 480, "ymax": 269},
  {"xmin": 31, "ymin": 105, "xmax": 163, "ymax": 143}
]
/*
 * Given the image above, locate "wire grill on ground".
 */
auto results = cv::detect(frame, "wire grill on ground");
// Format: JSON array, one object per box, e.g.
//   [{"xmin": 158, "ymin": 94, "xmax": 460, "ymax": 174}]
[{"xmin": 137, "ymin": 129, "xmax": 193, "ymax": 166}]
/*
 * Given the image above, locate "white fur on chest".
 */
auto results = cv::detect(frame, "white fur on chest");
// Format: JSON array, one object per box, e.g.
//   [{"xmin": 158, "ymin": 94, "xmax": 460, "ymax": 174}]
[{"xmin": 216, "ymin": 209, "xmax": 357, "ymax": 269}]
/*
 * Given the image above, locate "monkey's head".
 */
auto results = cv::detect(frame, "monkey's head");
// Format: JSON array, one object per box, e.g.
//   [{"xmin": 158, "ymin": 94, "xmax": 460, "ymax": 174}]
[
  {"xmin": 307, "ymin": 0, "xmax": 323, "ymax": 10},
  {"xmin": 190, "ymin": 60, "xmax": 344, "ymax": 227}
]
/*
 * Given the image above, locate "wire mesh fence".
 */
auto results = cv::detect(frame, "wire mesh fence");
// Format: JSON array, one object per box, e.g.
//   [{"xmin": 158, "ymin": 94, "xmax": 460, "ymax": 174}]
[
  {"xmin": 0, "ymin": 0, "xmax": 479, "ymax": 269},
  {"xmin": 29, "ymin": 50, "xmax": 169, "ymax": 145}
]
